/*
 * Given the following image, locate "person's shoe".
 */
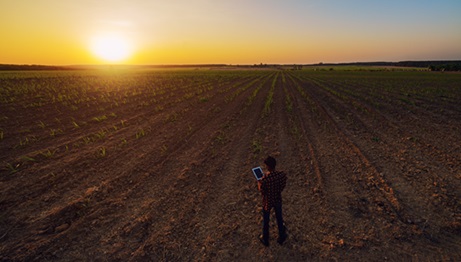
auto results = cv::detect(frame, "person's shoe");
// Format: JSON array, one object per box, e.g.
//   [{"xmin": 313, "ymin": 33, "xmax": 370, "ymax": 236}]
[
  {"xmin": 277, "ymin": 233, "xmax": 287, "ymax": 245},
  {"xmin": 259, "ymin": 235, "xmax": 269, "ymax": 247}
]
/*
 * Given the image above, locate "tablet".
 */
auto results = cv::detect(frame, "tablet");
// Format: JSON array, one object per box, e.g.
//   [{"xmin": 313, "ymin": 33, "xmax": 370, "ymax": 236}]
[{"xmin": 252, "ymin": 166, "xmax": 264, "ymax": 180}]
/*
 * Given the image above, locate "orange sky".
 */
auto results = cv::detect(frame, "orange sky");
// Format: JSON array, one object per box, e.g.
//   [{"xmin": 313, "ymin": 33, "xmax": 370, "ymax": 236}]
[{"xmin": 1, "ymin": 0, "xmax": 460, "ymax": 65}]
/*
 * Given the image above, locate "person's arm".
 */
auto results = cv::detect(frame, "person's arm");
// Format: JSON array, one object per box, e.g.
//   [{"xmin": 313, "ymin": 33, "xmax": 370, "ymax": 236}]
[
  {"xmin": 258, "ymin": 171, "xmax": 269, "ymax": 192},
  {"xmin": 258, "ymin": 174, "xmax": 267, "ymax": 192},
  {"xmin": 281, "ymin": 172, "xmax": 287, "ymax": 191}
]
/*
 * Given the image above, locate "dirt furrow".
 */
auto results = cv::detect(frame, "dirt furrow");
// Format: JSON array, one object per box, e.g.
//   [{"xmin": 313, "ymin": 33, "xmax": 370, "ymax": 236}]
[
  {"xmin": 286, "ymin": 72, "xmax": 422, "ymax": 260},
  {"xmin": 99, "ymin": 72, "xmax": 276, "ymax": 260},
  {"xmin": 0, "ymin": 71, "xmax": 272, "ymax": 260},
  {"xmin": 302, "ymin": 74, "xmax": 461, "ymax": 226},
  {"xmin": 309, "ymin": 74, "xmax": 461, "ymax": 158},
  {"xmin": 254, "ymin": 71, "xmax": 323, "ymax": 259},
  {"xmin": 291, "ymin": 73, "xmax": 461, "ymax": 260}
]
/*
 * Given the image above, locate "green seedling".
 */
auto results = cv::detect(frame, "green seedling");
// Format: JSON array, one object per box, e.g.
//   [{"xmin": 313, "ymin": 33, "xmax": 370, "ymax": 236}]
[
  {"xmin": 50, "ymin": 129, "xmax": 63, "ymax": 137},
  {"xmin": 252, "ymin": 140, "xmax": 262, "ymax": 154},
  {"xmin": 98, "ymin": 147, "xmax": 106, "ymax": 157},
  {"xmin": 285, "ymin": 94, "xmax": 293, "ymax": 113},
  {"xmin": 19, "ymin": 128, "xmax": 31, "ymax": 134},
  {"xmin": 165, "ymin": 112, "xmax": 178, "ymax": 123},
  {"xmin": 19, "ymin": 137, "xmax": 30, "ymax": 147},
  {"xmin": 215, "ymin": 131, "xmax": 226, "ymax": 144},
  {"xmin": 41, "ymin": 149, "xmax": 56, "ymax": 158},
  {"xmin": 21, "ymin": 156, "xmax": 36, "ymax": 162},
  {"xmin": 161, "ymin": 145, "xmax": 168, "ymax": 155},
  {"xmin": 263, "ymin": 73, "xmax": 278, "ymax": 116},
  {"xmin": 38, "ymin": 121, "xmax": 46, "ymax": 129},
  {"xmin": 136, "ymin": 129, "xmax": 145, "ymax": 139},
  {"xmin": 290, "ymin": 124, "xmax": 301, "ymax": 140},
  {"xmin": 93, "ymin": 115, "xmax": 108, "ymax": 122},
  {"xmin": 83, "ymin": 136, "xmax": 91, "ymax": 144},
  {"xmin": 5, "ymin": 163, "xmax": 19, "ymax": 174},
  {"xmin": 95, "ymin": 129, "xmax": 107, "ymax": 140},
  {"xmin": 263, "ymin": 92, "xmax": 273, "ymax": 115}
]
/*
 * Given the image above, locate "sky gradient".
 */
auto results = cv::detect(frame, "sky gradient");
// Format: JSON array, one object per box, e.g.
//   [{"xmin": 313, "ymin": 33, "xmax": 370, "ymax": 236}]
[{"xmin": 1, "ymin": 0, "xmax": 461, "ymax": 65}]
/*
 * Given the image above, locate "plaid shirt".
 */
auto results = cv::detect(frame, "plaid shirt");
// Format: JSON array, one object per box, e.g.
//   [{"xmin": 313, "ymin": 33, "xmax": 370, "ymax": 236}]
[{"xmin": 260, "ymin": 170, "xmax": 287, "ymax": 211}]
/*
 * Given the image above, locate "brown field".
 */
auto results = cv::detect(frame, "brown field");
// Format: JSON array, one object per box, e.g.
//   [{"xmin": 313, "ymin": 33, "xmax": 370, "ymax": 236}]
[{"xmin": 1, "ymin": 69, "xmax": 460, "ymax": 261}]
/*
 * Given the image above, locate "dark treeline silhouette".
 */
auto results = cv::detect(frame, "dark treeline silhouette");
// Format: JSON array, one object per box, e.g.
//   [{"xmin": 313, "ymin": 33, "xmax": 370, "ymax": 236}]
[
  {"xmin": 0, "ymin": 64, "xmax": 67, "ymax": 70},
  {"xmin": 0, "ymin": 64, "xmax": 228, "ymax": 71},
  {"xmin": 311, "ymin": 61, "xmax": 461, "ymax": 71},
  {"xmin": 427, "ymin": 63, "xmax": 461, "ymax": 71},
  {"xmin": 1, "ymin": 61, "xmax": 460, "ymax": 71}
]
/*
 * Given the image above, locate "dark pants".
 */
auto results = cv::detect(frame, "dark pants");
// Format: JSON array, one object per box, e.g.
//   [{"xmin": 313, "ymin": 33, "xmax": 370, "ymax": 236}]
[{"xmin": 262, "ymin": 202, "xmax": 286, "ymax": 242}]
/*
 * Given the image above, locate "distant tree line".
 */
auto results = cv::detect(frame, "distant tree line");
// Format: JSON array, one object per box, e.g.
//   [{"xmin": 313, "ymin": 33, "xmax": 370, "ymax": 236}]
[
  {"xmin": 2, "ymin": 61, "xmax": 460, "ymax": 71},
  {"xmin": 311, "ymin": 61, "xmax": 461, "ymax": 71},
  {"xmin": 396, "ymin": 60, "xmax": 461, "ymax": 70},
  {"xmin": 0, "ymin": 64, "xmax": 66, "ymax": 70},
  {"xmin": 427, "ymin": 63, "xmax": 461, "ymax": 72},
  {"xmin": 0, "ymin": 64, "xmax": 230, "ymax": 71}
]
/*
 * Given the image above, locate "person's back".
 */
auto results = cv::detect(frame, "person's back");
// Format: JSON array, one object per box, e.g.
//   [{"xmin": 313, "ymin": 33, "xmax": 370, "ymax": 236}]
[{"xmin": 260, "ymin": 170, "xmax": 286, "ymax": 211}]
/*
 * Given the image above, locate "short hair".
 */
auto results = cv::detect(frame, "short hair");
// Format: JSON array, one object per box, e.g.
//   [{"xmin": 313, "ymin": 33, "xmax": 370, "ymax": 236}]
[{"xmin": 264, "ymin": 156, "xmax": 276, "ymax": 170}]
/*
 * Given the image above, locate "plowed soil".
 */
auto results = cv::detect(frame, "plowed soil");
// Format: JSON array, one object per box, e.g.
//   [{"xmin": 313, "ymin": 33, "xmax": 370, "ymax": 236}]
[{"xmin": 1, "ymin": 69, "xmax": 460, "ymax": 261}]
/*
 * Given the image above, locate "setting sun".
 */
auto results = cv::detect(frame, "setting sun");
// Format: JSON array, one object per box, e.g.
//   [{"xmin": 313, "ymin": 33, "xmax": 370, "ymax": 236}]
[
  {"xmin": 90, "ymin": 34, "xmax": 132, "ymax": 63},
  {"xmin": 0, "ymin": 1, "xmax": 460, "ymax": 65}
]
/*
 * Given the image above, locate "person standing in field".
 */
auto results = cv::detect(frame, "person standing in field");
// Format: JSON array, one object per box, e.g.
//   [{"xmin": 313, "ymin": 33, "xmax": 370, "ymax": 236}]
[{"xmin": 257, "ymin": 156, "xmax": 287, "ymax": 246}]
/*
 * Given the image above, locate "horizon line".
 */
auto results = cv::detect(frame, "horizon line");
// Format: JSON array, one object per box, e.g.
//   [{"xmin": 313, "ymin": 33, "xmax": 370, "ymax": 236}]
[{"xmin": 2, "ymin": 59, "xmax": 461, "ymax": 68}]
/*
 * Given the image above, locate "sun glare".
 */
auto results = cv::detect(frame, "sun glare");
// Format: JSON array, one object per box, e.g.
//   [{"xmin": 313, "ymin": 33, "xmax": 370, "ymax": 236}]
[{"xmin": 91, "ymin": 35, "xmax": 132, "ymax": 63}]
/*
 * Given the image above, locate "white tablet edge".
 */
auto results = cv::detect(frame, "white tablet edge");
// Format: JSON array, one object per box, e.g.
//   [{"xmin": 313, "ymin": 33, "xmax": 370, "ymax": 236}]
[{"xmin": 252, "ymin": 166, "xmax": 263, "ymax": 180}]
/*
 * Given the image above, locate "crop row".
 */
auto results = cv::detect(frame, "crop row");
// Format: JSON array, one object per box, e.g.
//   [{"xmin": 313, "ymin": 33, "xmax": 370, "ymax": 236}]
[{"xmin": 0, "ymin": 69, "xmax": 273, "ymax": 173}]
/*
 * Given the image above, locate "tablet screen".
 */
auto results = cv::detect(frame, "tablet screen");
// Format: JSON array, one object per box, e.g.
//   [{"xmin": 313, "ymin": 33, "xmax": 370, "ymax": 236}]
[{"xmin": 252, "ymin": 167, "xmax": 264, "ymax": 180}]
